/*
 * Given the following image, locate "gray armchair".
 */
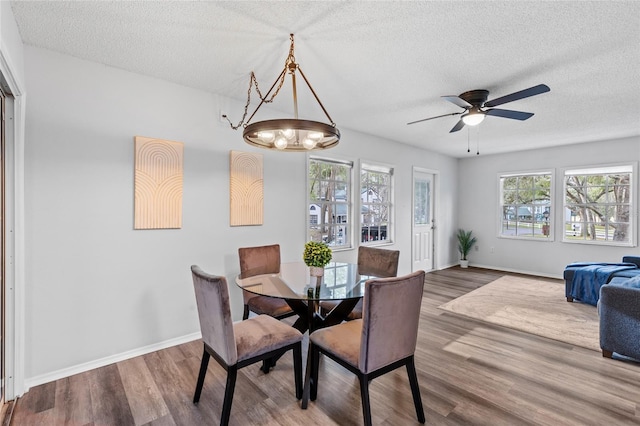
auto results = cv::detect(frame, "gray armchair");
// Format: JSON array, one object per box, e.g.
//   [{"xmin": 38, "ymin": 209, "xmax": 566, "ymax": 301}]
[{"xmin": 599, "ymin": 277, "xmax": 640, "ymax": 360}]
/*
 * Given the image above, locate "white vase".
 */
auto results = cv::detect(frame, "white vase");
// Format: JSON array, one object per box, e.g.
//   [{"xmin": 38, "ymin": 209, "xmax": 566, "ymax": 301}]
[
  {"xmin": 460, "ymin": 259, "xmax": 469, "ymax": 268},
  {"xmin": 309, "ymin": 266, "xmax": 325, "ymax": 277}
]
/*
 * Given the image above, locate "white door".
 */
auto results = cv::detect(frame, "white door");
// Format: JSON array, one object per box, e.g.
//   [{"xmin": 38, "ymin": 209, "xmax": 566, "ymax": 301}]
[{"xmin": 412, "ymin": 170, "xmax": 435, "ymax": 272}]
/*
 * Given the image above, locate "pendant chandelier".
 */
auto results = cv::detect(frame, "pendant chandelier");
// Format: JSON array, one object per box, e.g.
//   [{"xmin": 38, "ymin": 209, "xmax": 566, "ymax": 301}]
[{"xmin": 223, "ymin": 34, "xmax": 340, "ymax": 152}]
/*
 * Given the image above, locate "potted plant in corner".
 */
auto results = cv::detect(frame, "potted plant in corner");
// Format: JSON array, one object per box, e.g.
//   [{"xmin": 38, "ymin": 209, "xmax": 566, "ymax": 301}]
[
  {"xmin": 303, "ymin": 241, "xmax": 333, "ymax": 277},
  {"xmin": 456, "ymin": 228, "xmax": 477, "ymax": 268}
]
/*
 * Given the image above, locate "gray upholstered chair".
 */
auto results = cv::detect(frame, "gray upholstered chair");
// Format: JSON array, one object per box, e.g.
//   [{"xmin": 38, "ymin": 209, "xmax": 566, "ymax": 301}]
[
  {"xmin": 191, "ymin": 265, "xmax": 303, "ymax": 426},
  {"xmin": 305, "ymin": 270, "xmax": 426, "ymax": 425},
  {"xmin": 238, "ymin": 244, "xmax": 295, "ymax": 321},
  {"xmin": 321, "ymin": 246, "xmax": 400, "ymax": 320}
]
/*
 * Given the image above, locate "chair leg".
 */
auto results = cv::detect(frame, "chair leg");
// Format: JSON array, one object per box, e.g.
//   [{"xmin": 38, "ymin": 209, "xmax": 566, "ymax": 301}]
[
  {"xmin": 406, "ymin": 356, "xmax": 426, "ymax": 423},
  {"xmin": 358, "ymin": 373, "xmax": 372, "ymax": 426},
  {"xmin": 221, "ymin": 366, "xmax": 238, "ymax": 426},
  {"xmin": 310, "ymin": 344, "xmax": 320, "ymax": 401},
  {"xmin": 293, "ymin": 342, "xmax": 303, "ymax": 400},
  {"xmin": 242, "ymin": 304, "xmax": 250, "ymax": 320},
  {"xmin": 193, "ymin": 348, "xmax": 210, "ymax": 404},
  {"xmin": 602, "ymin": 349, "xmax": 613, "ymax": 358}
]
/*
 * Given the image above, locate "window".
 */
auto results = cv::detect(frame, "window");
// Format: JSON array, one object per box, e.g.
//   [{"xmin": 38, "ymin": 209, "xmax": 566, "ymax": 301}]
[
  {"xmin": 360, "ymin": 163, "xmax": 393, "ymax": 244},
  {"xmin": 563, "ymin": 164, "xmax": 634, "ymax": 246},
  {"xmin": 308, "ymin": 158, "xmax": 352, "ymax": 249},
  {"xmin": 499, "ymin": 171, "xmax": 552, "ymax": 239}
]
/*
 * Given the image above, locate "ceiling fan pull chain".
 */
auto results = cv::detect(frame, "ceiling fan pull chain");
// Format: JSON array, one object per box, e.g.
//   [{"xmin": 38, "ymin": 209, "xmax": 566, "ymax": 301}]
[
  {"xmin": 467, "ymin": 127, "xmax": 470, "ymax": 153},
  {"xmin": 476, "ymin": 126, "xmax": 480, "ymax": 155}
]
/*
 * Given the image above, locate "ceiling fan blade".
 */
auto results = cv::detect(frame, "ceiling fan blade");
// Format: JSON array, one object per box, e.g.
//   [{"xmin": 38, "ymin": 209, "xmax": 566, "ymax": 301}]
[
  {"xmin": 484, "ymin": 84, "xmax": 550, "ymax": 108},
  {"xmin": 449, "ymin": 119, "xmax": 466, "ymax": 133},
  {"xmin": 485, "ymin": 108, "xmax": 534, "ymax": 120},
  {"xmin": 407, "ymin": 112, "xmax": 462, "ymax": 125},
  {"xmin": 442, "ymin": 95, "xmax": 472, "ymax": 109}
]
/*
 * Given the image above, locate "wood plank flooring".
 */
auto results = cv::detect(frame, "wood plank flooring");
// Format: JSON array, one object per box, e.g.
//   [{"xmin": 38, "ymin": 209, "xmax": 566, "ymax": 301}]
[{"xmin": 9, "ymin": 267, "xmax": 640, "ymax": 425}]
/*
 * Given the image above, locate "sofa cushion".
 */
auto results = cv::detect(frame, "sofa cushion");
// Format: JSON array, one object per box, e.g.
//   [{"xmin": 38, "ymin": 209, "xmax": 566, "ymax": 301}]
[
  {"xmin": 609, "ymin": 268, "xmax": 640, "ymax": 279},
  {"xmin": 608, "ymin": 275, "xmax": 640, "ymax": 289}
]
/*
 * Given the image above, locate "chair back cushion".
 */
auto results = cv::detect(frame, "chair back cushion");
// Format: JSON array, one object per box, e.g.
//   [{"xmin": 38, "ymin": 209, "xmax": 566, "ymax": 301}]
[
  {"xmin": 359, "ymin": 270, "xmax": 425, "ymax": 373},
  {"xmin": 357, "ymin": 246, "xmax": 400, "ymax": 278},
  {"xmin": 191, "ymin": 265, "xmax": 238, "ymax": 365},
  {"xmin": 238, "ymin": 244, "xmax": 281, "ymax": 303}
]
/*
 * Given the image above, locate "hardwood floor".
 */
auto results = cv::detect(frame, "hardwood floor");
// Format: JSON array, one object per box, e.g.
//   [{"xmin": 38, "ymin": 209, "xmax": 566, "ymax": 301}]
[{"xmin": 9, "ymin": 267, "xmax": 640, "ymax": 425}]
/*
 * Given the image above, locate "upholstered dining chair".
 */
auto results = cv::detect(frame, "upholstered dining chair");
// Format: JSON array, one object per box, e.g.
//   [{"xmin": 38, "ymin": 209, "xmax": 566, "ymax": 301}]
[
  {"xmin": 190, "ymin": 265, "xmax": 303, "ymax": 426},
  {"xmin": 321, "ymin": 246, "xmax": 400, "ymax": 320},
  {"xmin": 238, "ymin": 244, "xmax": 295, "ymax": 321},
  {"xmin": 305, "ymin": 270, "xmax": 426, "ymax": 426}
]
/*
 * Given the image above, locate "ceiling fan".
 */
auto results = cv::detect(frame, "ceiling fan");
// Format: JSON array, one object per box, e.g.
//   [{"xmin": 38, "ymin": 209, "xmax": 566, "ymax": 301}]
[{"xmin": 407, "ymin": 84, "xmax": 550, "ymax": 132}]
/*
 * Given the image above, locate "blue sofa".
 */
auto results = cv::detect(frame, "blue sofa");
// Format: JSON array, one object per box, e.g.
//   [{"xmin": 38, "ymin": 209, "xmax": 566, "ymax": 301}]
[
  {"xmin": 599, "ymin": 275, "xmax": 640, "ymax": 359},
  {"xmin": 564, "ymin": 256, "xmax": 640, "ymax": 305}
]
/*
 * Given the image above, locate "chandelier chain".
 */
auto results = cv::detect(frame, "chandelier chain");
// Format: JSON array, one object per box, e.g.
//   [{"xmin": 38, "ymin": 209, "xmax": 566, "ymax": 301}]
[{"xmin": 223, "ymin": 34, "xmax": 297, "ymax": 130}]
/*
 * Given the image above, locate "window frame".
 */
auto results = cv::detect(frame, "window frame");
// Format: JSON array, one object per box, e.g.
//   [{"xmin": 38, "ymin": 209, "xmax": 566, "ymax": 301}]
[
  {"xmin": 562, "ymin": 162, "xmax": 636, "ymax": 247},
  {"xmin": 360, "ymin": 161, "xmax": 394, "ymax": 246},
  {"xmin": 307, "ymin": 156, "xmax": 354, "ymax": 250},
  {"xmin": 498, "ymin": 169, "xmax": 554, "ymax": 241}
]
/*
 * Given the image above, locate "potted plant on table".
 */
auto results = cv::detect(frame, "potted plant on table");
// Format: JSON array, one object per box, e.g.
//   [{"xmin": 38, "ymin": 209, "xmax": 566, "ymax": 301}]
[
  {"xmin": 456, "ymin": 229, "xmax": 477, "ymax": 268},
  {"xmin": 303, "ymin": 241, "xmax": 332, "ymax": 277}
]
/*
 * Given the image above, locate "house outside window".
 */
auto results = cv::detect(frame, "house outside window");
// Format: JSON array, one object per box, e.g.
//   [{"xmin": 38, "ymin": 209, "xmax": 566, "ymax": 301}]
[
  {"xmin": 499, "ymin": 171, "xmax": 553, "ymax": 239},
  {"xmin": 308, "ymin": 158, "xmax": 352, "ymax": 249},
  {"xmin": 563, "ymin": 164, "xmax": 635, "ymax": 246},
  {"xmin": 361, "ymin": 163, "xmax": 393, "ymax": 244}
]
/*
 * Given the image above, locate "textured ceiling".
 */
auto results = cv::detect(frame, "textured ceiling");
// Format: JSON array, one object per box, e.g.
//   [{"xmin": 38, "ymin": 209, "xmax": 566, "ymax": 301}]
[{"xmin": 10, "ymin": 1, "xmax": 640, "ymax": 158}]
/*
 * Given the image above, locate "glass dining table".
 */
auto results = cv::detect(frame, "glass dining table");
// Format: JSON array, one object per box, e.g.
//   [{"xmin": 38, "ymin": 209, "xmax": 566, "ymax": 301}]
[
  {"xmin": 235, "ymin": 261, "xmax": 374, "ymax": 334},
  {"xmin": 237, "ymin": 261, "xmax": 376, "ymax": 400}
]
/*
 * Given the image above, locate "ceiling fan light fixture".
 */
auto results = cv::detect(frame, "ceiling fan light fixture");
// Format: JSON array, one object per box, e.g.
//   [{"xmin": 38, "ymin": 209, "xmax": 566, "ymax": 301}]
[
  {"xmin": 462, "ymin": 110, "xmax": 485, "ymax": 126},
  {"xmin": 225, "ymin": 34, "xmax": 340, "ymax": 152}
]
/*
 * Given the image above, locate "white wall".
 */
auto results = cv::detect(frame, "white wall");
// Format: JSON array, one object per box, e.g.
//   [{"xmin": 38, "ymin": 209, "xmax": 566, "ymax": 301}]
[
  {"xmin": 458, "ymin": 137, "xmax": 640, "ymax": 277},
  {"xmin": 23, "ymin": 46, "xmax": 459, "ymax": 387}
]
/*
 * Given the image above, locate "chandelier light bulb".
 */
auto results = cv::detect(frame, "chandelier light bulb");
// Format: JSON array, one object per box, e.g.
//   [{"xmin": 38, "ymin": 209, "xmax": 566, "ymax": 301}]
[
  {"xmin": 282, "ymin": 128, "xmax": 294, "ymax": 139},
  {"xmin": 257, "ymin": 131, "xmax": 275, "ymax": 143},
  {"xmin": 308, "ymin": 131, "xmax": 323, "ymax": 140},
  {"xmin": 274, "ymin": 137, "xmax": 288, "ymax": 150},
  {"xmin": 302, "ymin": 137, "xmax": 317, "ymax": 149}
]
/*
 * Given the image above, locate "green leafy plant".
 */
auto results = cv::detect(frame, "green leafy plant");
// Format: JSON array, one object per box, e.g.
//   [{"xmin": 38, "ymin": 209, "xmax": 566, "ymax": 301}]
[
  {"xmin": 456, "ymin": 229, "xmax": 477, "ymax": 260},
  {"xmin": 303, "ymin": 241, "xmax": 332, "ymax": 267}
]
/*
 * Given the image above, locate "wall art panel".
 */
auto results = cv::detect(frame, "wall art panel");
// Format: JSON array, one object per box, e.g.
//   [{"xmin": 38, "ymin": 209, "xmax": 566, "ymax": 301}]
[
  {"xmin": 134, "ymin": 136, "xmax": 184, "ymax": 229},
  {"xmin": 229, "ymin": 150, "xmax": 263, "ymax": 226}
]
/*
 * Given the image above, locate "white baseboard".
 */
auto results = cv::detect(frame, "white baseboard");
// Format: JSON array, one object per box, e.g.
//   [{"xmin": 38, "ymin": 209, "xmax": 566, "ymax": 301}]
[
  {"xmin": 462, "ymin": 263, "xmax": 563, "ymax": 280},
  {"xmin": 433, "ymin": 262, "xmax": 563, "ymax": 280},
  {"xmin": 24, "ymin": 331, "xmax": 202, "ymax": 392}
]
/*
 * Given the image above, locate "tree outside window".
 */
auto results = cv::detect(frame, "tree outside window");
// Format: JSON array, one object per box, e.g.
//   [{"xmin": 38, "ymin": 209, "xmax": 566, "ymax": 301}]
[
  {"xmin": 500, "ymin": 172, "xmax": 552, "ymax": 239},
  {"xmin": 308, "ymin": 158, "xmax": 352, "ymax": 248},
  {"xmin": 361, "ymin": 164, "xmax": 392, "ymax": 244},
  {"xmin": 564, "ymin": 165, "xmax": 633, "ymax": 245}
]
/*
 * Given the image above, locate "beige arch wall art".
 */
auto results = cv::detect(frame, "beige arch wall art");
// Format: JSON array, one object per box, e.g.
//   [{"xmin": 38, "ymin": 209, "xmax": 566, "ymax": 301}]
[
  {"xmin": 134, "ymin": 136, "xmax": 184, "ymax": 229},
  {"xmin": 229, "ymin": 150, "xmax": 263, "ymax": 226}
]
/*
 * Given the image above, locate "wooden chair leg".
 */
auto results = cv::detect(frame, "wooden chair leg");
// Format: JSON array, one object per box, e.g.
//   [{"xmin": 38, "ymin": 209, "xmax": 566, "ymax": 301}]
[
  {"xmin": 193, "ymin": 348, "xmax": 210, "ymax": 404},
  {"xmin": 293, "ymin": 342, "xmax": 303, "ymax": 400},
  {"xmin": 406, "ymin": 356, "xmax": 426, "ymax": 423},
  {"xmin": 221, "ymin": 366, "xmax": 238, "ymax": 426},
  {"xmin": 358, "ymin": 373, "xmax": 372, "ymax": 426},
  {"xmin": 566, "ymin": 296, "xmax": 574, "ymax": 302},
  {"xmin": 602, "ymin": 349, "xmax": 613, "ymax": 358}
]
